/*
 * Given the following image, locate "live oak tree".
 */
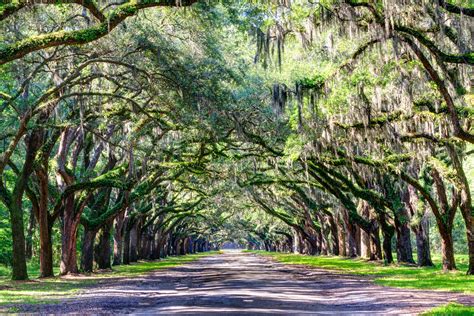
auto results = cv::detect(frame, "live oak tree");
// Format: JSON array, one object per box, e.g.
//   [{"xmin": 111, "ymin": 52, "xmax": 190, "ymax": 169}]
[{"xmin": 0, "ymin": 0, "xmax": 473, "ymax": 281}]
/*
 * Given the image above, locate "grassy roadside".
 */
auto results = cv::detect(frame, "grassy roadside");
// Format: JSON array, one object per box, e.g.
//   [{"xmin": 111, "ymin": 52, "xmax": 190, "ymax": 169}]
[
  {"xmin": 246, "ymin": 250, "xmax": 473, "ymax": 293},
  {"xmin": 420, "ymin": 303, "xmax": 474, "ymax": 315},
  {"xmin": 0, "ymin": 251, "xmax": 218, "ymax": 306},
  {"xmin": 248, "ymin": 251, "xmax": 474, "ymax": 315}
]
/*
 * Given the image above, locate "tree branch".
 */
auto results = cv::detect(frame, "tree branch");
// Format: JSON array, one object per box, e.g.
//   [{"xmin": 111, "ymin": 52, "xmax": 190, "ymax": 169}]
[{"xmin": 0, "ymin": 0, "xmax": 198, "ymax": 64}]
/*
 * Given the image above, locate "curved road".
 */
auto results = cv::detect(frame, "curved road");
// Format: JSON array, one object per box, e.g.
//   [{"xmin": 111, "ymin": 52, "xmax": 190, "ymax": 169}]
[{"xmin": 18, "ymin": 250, "xmax": 474, "ymax": 315}]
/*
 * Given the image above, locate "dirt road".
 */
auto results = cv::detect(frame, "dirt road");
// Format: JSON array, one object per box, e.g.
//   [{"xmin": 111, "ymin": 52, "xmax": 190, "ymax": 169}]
[{"xmin": 15, "ymin": 250, "xmax": 474, "ymax": 315}]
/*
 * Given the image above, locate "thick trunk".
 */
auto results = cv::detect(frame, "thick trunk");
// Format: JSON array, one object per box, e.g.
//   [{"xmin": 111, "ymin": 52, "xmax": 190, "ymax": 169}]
[
  {"xmin": 293, "ymin": 229, "xmax": 303, "ymax": 254},
  {"xmin": 382, "ymin": 230, "xmax": 393, "ymax": 264},
  {"xmin": 379, "ymin": 214, "xmax": 394, "ymax": 264},
  {"xmin": 60, "ymin": 196, "xmax": 80, "ymax": 275},
  {"xmin": 369, "ymin": 219, "xmax": 383, "ymax": 261},
  {"xmin": 129, "ymin": 224, "xmax": 138, "ymax": 262},
  {"xmin": 355, "ymin": 225, "xmax": 361, "ymax": 256},
  {"xmin": 95, "ymin": 221, "xmax": 112, "ymax": 270},
  {"xmin": 318, "ymin": 215, "xmax": 329, "ymax": 255},
  {"xmin": 113, "ymin": 211, "xmax": 126, "ymax": 265},
  {"xmin": 414, "ymin": 214, "xmax": 433, "ymax": 267},
  {"xmin": 37, "ymin": 168, "xmax": 54, "ymax": 277},
  {"xmin": 9, "ymin": 195, "xmax": 28, "ymax": 280},
  {"xmin": 415, "ymin": 230, "xmax": 433, "ymax": 267},
  {"xmin": 394, "ymin": 208, "xmax": 415, "ymax": 264},
  {"xmin": 8, "ymin": 132, "xmax": 42, "ymax": 280},
  {"xmin": 346, "ymin": 222, "xmax": 358, "ymax": 257},
  {"xmin": 395, "ymin": 224, "xmax": 414, "ymax": 264},
  {"xmin": 337, "ymin": 218, "xmax": 346, "ymax": 256},
  {"xmin": 359, "ymin": 201, "xmax": 370, "ymax": 259},
  {"xmin": 81, "ymin": 227, "xmax": 97, "ymax": 273},
  {"xmin": 380, "ymin": 217, "xmax": 394, "ymax": 264},
  {"xmin": 440, "ymin": 228, "xmax": 456, "ymax": 271},
  {"xmin": 123, "ymin": 227, "xmax": 131, "ymax": 265},
  {"xmin": 328, "ymin": 214, "xmax": 339, "ymax": 255}
]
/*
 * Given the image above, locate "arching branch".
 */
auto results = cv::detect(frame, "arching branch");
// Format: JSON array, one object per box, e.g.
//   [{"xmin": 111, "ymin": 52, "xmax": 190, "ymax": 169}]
[
  {"xmin": 437, "ymin": 0, "xmax": 474, "ymax": 17},
  {"xmin": 0, "ymin": 0, "xmax": 198, "ymax": 65}
]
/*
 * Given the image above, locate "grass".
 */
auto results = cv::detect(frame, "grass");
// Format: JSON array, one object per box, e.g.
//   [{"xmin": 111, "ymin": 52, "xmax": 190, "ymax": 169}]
[
  {"xmin": 421, "ymin": 303, "xmax": 474, "ymax": 315},
  {"xmin": 0, "ymin": 251, "xmax": 218, "ymax": 307},
  {"xmin": 247, "ymin": 251, "xmax": 474, "ymax": 294}
]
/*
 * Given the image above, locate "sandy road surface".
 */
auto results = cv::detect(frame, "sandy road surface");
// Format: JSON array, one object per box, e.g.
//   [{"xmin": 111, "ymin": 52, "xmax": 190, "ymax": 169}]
[{"xmin": 13, "ymin": 250, "xmax": 474, "ymax": 315}]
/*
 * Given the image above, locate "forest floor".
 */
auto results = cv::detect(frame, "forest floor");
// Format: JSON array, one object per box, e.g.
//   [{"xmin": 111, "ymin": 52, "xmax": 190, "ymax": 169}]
[{"xmin": 3, "ymin": 250, "xmax": 473, "ymax": 315}]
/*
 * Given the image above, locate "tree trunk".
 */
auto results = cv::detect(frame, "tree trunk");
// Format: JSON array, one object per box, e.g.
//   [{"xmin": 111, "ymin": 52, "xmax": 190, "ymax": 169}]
[
  {"xmin": 359, "ymin": 201, "xmax": 370, "ymax": 259},
  {"xmin": 8, "ymin": 131, "xmax": 42, "ymax": 280},
  {"xmin": 328, "ymin": 214, "xmax": 339, "ymax": 255},
  {"xmin": 123, "ymin": 226, "xmax": 131, "ymax": 265},
  {"xmin": 81, "ymin": 227, "xmax": 97, "ymax": 273},
  {"xmin": 293, "ymin": 228, "xmax": 303, "ymax": 254},
  {"xmin": 380, "ymin": 215, "xmax": 394, "ymax": 264},
  {"xmin": 394, "ymin": 208, "xmax": 415, "ymax": 264},
  {"xmin": 95, "ymin": 221, "xmax": 112, "ymax": 270},
  {"xmin": 414, "ymin": 213, "xmax": 433, "ymax": 267},
  {"xmin": 9, "ymin": 193, "xmax": 28, "ymax": 280},
  {"xmin": 440, "ymin": 227, "xmax": 456, "ymax": 271},
  {"xmin": 369, "ymin": 219, "xmax": 382, "ymax": 261},
  {"xmin": 113, "ymin": 210, "xmax": 126, "ymax": 265},
  {"xmin": 337, "ymin": 216, "xmax": 346, "ymax": 256},
  {"xmin": 60, "ymin": 196, "xmax": 80, "ymax": 275},
  {"xmin": 35, "ymin": 165, "xmax": 54, "ymax": 277},
  {"xmin": 129, "ymin": 224, "xmax": 138, "ymax": 262},
  {"xmin": 346, "ymin": 222, "xmax": 358, "ymax": 257},
  {"xmin": 447, "ymin": 144, "xmax": 474, "ymax": 274},
  {"xmin": 25, "ymin": 208, "xmax": 35, "ymax": 260},
  {"xmin": 466, "ymin": 224, "xmax": 474, "ymax": 275},
  {"xmin": 318, "ymin": 215, "xmax": 329, "ymax": 255}
]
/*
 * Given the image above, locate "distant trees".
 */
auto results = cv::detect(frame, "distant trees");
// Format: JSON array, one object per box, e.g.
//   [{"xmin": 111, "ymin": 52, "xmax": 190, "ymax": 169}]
[{"xmin": 233, "ymin": 0, "xmax": 473, "ymax": 274}]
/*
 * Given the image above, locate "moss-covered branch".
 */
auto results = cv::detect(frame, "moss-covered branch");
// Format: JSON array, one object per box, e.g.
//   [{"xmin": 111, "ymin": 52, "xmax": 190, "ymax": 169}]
[
  {"xmin": 396, "ymin": 25, "xmax": 474, "ymax": 65},
  {"xmin": 437, "ymin": 0, "xmax": 474, "ymax": 17},
  {"xmin": 0, "ymin": 0, "xmax": 198, "ymax": 64}
]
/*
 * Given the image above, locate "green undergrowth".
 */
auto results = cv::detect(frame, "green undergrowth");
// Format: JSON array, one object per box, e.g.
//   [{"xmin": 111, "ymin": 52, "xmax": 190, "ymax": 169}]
[
  {"xmin": 422, "ymin": 303, "xmax": 474, "ymax": 315},
  {"xmin": 247, "ymin": 251, "xmax": 474, "ymax": 294},
  {"xmin": 0, "ymin": 251, "xmax": 218, "ymax": 307}
]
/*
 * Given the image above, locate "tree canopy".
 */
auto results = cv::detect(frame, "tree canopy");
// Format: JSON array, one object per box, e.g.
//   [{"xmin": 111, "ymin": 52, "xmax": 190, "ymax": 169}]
[{"xmin": 0, "ymin": 0, "xmax": 473, "ymax": 282}]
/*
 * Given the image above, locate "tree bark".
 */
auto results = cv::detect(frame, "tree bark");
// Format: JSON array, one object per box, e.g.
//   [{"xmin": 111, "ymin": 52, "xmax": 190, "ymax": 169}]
[
  {"xmin": 344, "ymin": 208, "xmax": 358, "ymax": 257},
  {"xmin": 8, "ymin": 191, "xmax": 29, "ymax": 280},
  {"xmin": 113, "ymin": 209, "xmax": 127, "ymax": 265},
  {"xmin": 81, "ymin": 227, "xmax": 97, "ymax": 273},
  {"xmin": 95, "ymin": 220, "xmax": 112, "ymax": 269},
  {"xmin": 36, "ymin": 159, "xmax": 54, "ymax": 277},
  {"xmin": 359, "ymin": 201, "xmax": 370, "ymax": 258},
  {"xmin": 414, "ymin": 213, "xmax": 433, "ymax": 267},
  {"xmin": 394, "ymin": 208, "xmax": 415, "ymax": 264},
  {"xmin": 369, "ymin": 217, "xmax": 382, "ymax": 261},
  {"xmin": 8, "ymin": 131, "xmax": 43, "ymax": 280},
  {"xmin": 440, "ymin": 227, "xmax": 457, "ymax": 271},
  {"xmin": 123, "ymin": 225, "xmax": 131, "ymax": 265},
  {"xmin": 60, "ymin": 196, "xmax": 80, "ymax": 275},
  {"xmin": 380, "ymin": 215, "xmax": 394, "ymax": 264},
  {"xmin": 327, "ymin": 214, "xmax": 339, "ymax": 255},
  {"xmin": 129, "ymin": 223, "xmax": 138, "ymax": 262},
  {"xmin": 25, "ymin": 208, "xmax": 35, "ymax": 260},
  {"xmin": 337, "ymin": 214, "xmax": 346, "ymax": 256}
]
